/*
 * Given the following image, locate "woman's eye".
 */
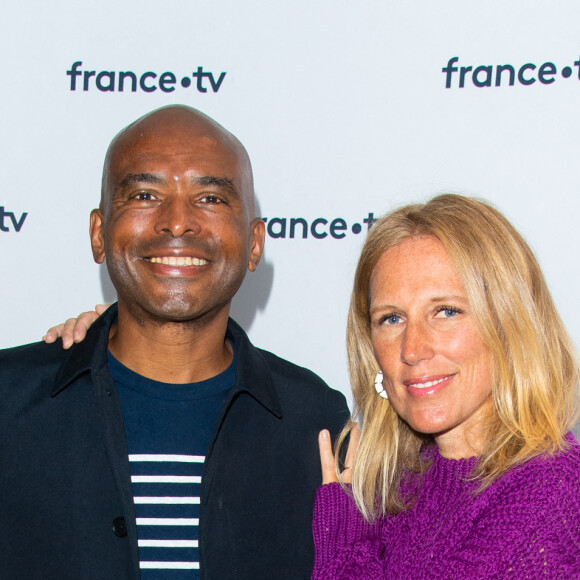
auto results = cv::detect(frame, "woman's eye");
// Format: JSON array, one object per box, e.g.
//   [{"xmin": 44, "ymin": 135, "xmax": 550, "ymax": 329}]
[
  {"xmin": 382, "ymin": 314, "xmax": 401, "ymax": 326},
  {"xmin": 435, "ymin": 307, "xmax": 460, "ymax": 318}
]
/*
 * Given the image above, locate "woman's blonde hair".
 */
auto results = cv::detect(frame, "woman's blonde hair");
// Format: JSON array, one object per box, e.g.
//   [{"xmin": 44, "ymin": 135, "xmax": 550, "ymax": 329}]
[{"xmin": 341, "ymin": 193, "xmax": 580, "ymax": 521}]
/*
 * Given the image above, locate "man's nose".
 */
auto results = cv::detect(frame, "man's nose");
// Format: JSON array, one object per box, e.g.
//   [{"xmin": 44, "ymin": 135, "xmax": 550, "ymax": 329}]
[
  {"xmin": 400, "ymin": 319, "xmax": 435, "ymax": 365},
  {"xmin": 154, "ymin": 196, "xmax": 201, "ymax": 237}
]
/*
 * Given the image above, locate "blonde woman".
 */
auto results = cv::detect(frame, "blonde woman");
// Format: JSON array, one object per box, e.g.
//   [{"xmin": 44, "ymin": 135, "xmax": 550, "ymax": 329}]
[{"xmin": 315, "ymin": 194, "xmax": 580, "ymax": 578}]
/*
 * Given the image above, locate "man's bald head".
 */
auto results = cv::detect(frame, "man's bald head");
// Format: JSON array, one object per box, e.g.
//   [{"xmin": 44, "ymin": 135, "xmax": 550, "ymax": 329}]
[
  {"xmin": 101, "ymin": 105, "xmax": 256, "ymax": 220},
  {"xmin": 90, "ymin": 104, "xmax": 265, "ymax": 325}
]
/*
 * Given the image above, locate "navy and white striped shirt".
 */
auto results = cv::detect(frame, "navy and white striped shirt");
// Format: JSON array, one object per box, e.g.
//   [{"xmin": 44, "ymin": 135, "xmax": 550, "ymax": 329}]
[{"xmin": 108, "ymin": 351, "xmax": 234, "ymax": 578}]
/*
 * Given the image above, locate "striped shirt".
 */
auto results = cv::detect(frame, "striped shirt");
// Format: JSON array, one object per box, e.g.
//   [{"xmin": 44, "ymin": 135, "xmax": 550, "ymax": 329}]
[{"xmin": 108, "ymin": 351, "xmax": 234, "ymax": 579}]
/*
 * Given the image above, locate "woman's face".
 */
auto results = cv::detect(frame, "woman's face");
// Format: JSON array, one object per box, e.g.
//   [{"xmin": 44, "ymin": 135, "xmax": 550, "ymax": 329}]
[{"xmin": 369, "ymin": 236, "xmax": 493, "ymax": 458}]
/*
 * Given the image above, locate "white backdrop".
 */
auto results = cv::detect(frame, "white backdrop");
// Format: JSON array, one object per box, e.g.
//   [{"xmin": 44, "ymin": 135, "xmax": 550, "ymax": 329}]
[{"xmin": 1, "ymin": 1, "xmax": 579, "ymax": 434}]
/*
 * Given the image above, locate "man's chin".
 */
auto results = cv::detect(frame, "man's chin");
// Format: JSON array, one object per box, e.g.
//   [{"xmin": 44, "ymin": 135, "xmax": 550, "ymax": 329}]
[{"xmin": 123, "ymin": 298, "xmax": 229, "ymax": 325}]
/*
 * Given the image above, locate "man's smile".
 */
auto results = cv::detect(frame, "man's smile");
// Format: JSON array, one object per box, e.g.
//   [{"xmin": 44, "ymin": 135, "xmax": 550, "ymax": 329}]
[{"xmin": 147, "ymin": 256, "xmax": 209, "ymax": 266}]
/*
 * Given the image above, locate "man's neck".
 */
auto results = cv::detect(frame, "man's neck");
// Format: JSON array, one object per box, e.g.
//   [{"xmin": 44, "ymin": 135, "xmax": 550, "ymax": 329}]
[{"xmin": 107, "ymin": 305, "xmax": 233, "ymax": 384}]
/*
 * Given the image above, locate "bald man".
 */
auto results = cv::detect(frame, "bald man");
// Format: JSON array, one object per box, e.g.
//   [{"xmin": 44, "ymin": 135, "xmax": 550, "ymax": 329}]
[{"xmin": 0, "ymin": 106, "xmax": 348, "ymax": 580}]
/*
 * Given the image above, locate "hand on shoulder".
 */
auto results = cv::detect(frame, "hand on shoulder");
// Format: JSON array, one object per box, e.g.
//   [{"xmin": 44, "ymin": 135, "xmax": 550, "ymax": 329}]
[{"xmin": 42, "ymin": 304, "xmax": 111, "ymax": 349}]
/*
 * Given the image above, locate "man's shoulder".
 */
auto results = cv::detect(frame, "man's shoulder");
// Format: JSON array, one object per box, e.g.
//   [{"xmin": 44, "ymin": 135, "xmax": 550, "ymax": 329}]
[
  {"xmin": 256, "ymin": 346, "xmax": 328, "ymax": 387},
  {"xmin": 0, "ymin": 340, "xmax": 74, "ymax": 417},
  {"xmin": 229, "ymin": 319, "xmax": 328, "ymax": 386},
  {"xmin": 228, "ymin": 318, "xmax": 349, "ymax": 418},
  {"xmin": 0, "ymin": 339, "xmax": 68, "ymax": 378},
  {"xmin": 253, "ymin": 345, "xmax": 349, "ymax": 413}
]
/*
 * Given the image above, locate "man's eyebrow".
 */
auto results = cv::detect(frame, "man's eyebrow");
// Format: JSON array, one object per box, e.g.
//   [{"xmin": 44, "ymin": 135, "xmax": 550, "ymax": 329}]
[
  {"xmin": 118, "ymin": 173, "xmax": 166, "ymax": 189},
  {"xmin": 191, "ymin": 175, "xmax": 239, "ymax": 197}
]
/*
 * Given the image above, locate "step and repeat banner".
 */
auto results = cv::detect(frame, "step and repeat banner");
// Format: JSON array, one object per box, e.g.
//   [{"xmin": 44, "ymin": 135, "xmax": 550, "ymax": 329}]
[{"xmin": 1, "ymin": 2, "xmax": 579, "ymax": 433}]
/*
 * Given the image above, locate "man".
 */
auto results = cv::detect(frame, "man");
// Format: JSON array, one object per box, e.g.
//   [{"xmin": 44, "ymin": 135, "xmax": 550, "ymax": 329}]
[{"xmin": 0, "ymin": 105, "xmax": 348, "ymax": 579}]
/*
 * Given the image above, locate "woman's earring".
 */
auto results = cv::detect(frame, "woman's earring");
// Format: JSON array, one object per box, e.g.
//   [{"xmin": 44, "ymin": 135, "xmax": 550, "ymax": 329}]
[{"xmin": 374, "ymin": 371, "xmax": 388, "ymax": 399}]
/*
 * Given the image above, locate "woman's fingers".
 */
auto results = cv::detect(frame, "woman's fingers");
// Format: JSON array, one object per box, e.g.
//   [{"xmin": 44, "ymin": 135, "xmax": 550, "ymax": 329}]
[
  {"xmin": 319, "ymin": 423, "xmax": 361, "ymax": 485},
  {"xmin": 319, "ymin": 429, "xmax": 338, "ymax": 485},
  {"xmin": 42, "ymin": 304, "xmax": 111, "ymax": 349},
  {"xmin": 95, "ymin": 303, "xmax": 111, "ymax": 315},
  {"xmin": 42, "ymin": 324, "xmax": 65, "ymax": 345}
]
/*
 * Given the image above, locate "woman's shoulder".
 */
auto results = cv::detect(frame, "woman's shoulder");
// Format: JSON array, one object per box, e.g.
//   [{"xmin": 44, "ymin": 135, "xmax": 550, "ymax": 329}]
[
  {"xmin": 492, "ymin": 433, "xmax": 580, "ymax": 514},
  {"xmin": 512, "ymin": 433, "xmax": 579, "ymax": 480}
]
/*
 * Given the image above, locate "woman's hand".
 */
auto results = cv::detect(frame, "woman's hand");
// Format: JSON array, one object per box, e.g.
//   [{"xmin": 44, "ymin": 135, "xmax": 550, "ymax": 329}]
[
  {"xmin": 42, "ymin": 304, "xmax": 111, "ymax": 349},
  {"xmin": 318, "ymin": 422, "xmax": 361, "ymax": 485}
]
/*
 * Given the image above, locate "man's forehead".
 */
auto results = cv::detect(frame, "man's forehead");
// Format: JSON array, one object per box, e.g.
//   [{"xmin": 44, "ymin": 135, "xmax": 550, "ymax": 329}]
[
  {"xmin": 112, "ymin": 106, "xmax": 237, "ymax": 149},
  {"xmin": 112, "ymin": 124, "xmax": 236, "ymax": 157},
  {"xmin": 107, "ymin": 130, "xmax": 244, "ymax": 178},
  {"xmin": 100, "ymin": 106, "xmax": 255, "ymax": 214},
  {"xmin": 105, "ymin": 105, "xmax": 250, "ymax": 167}
]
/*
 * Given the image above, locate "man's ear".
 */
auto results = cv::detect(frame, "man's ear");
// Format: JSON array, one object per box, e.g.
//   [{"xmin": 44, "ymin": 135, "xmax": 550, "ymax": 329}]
[
  {"xmin": 247, "ymin": 218, "xmax": 265, "ymax": 272},
  {"xmin": 90, "ymin": 209, "xmax": 106, "ymax": 264}
]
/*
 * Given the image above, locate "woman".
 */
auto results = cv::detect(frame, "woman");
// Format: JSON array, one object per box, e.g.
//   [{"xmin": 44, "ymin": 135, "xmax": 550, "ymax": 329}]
[{"xmin": 314, "ymin": 194, "xmax": 580, "ymax": 578}]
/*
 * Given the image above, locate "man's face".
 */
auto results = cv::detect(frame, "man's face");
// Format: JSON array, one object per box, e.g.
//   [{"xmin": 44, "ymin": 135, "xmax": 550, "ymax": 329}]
[{"xmin": 90, "ymin": 113, "xmax": 264, "ymax": 324}]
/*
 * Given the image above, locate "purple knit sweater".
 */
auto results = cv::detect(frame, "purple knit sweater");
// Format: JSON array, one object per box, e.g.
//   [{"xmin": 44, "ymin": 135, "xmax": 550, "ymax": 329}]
[{"xmin": 312, "ymin": 435, "xmax": 580, "ymax": 579}]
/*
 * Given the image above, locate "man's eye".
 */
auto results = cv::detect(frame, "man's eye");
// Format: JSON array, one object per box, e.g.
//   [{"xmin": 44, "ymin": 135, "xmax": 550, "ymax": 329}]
[
  {"xmin": 132, "ymin": 192, "xmax": 156, "ymax": 201},
  {"xmin": 200, "ymin": 195, "xmax": 221, "ymax": 204}
]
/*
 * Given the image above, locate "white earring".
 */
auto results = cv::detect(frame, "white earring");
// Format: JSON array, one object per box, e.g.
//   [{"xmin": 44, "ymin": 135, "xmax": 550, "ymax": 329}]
[{"xmin": 374, "ymin": 371, "xmax": 388, "ymax": 399}]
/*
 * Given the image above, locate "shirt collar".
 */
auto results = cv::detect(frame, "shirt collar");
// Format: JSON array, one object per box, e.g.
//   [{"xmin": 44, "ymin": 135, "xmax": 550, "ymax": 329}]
[{"xmin": 51, "ymin": 305, "xmax": 283, "ymax": 418}]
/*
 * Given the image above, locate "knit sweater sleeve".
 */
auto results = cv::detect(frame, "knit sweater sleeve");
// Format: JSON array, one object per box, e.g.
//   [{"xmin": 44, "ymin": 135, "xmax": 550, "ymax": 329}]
[{"xmin": 311, "ymin": 483, "xmax": 384, "ymax": 579}]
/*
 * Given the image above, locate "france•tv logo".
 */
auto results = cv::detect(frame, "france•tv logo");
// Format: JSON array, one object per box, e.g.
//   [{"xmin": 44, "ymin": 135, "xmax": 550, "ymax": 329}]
[
  {"xmin": 66, "ymin": 61, "xmax": 226, "ymax": 94},
  {"xmin": 442, "ymin": 56, "xmax": 580, "ymax": 88},
  {"xmin": 261, "ymin": 212, "xmax": 378, "ymax": 240},
  {"xmin": 0, "ymin": 207, "xmax": 27, "ymax": 233}
]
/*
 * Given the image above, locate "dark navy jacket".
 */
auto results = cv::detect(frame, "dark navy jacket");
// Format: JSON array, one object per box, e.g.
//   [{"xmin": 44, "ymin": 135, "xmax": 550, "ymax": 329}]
[{"xmin": 0, "ymin": 305, "xmax": 349, "ymax": 579}]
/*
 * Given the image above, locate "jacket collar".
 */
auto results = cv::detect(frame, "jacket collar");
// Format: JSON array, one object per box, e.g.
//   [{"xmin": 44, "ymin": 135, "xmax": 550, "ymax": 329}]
[
  {"xmin": 51, "ymin": 306, "xmax": 283, "ymax": 418},
  {"xmin": 225, "ymin": 318, "xmax": 283, "ymax": 418},
  {"xmin": 52, "ymin": 303, "xmax": 119, "ymax": 396}
]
